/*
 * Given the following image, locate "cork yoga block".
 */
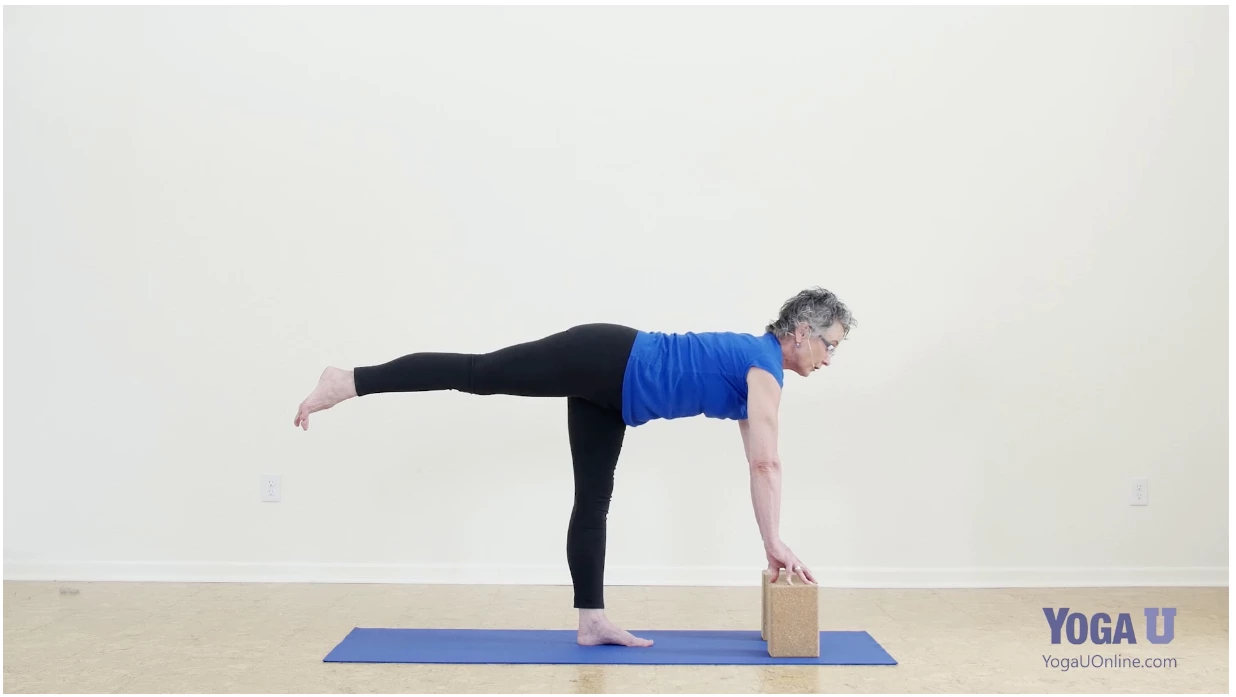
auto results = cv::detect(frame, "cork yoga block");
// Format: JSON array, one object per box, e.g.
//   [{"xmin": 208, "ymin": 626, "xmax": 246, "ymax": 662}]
[
  {"xmin": 761, "ymin": 568, "xmax": 820, "ymax": 658},
  {"xmin": 761, "ymin": 569, "xmax": 772, "ymax": 640}
]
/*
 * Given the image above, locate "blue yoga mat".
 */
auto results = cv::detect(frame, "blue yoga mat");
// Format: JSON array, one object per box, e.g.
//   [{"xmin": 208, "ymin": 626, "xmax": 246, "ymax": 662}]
[{"xmin": 324, "ymin": 628, "xmax": 897, "ymax": 666}]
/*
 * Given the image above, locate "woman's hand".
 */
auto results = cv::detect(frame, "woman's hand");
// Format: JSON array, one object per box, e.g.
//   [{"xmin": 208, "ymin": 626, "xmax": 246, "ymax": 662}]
[{"xmin": 764, "ymin": 540, "xmax": 816, "ymax": 585}]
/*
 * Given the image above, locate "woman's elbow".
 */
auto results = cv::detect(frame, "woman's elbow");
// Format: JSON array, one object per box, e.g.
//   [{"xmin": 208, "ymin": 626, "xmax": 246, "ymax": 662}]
[{"xmin": 750, "ymin": 459, "xmax": 781, "ymax": 474}]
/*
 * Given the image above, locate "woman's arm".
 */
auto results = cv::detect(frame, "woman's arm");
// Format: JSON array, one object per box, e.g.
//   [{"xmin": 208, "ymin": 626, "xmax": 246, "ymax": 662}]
[
  {"xmin": 743, "ymin": 368, "xmax": 816, "ymax": 583},
  {"xmin": 744, "ymin": 368, "xmax": 782, "ymax": 548}
]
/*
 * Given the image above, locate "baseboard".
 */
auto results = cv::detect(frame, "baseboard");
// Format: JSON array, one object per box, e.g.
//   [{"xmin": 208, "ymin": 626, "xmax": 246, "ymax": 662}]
[{"xmin": 3, "ymin": 561, "xmax": 1227, "ymax": 587}]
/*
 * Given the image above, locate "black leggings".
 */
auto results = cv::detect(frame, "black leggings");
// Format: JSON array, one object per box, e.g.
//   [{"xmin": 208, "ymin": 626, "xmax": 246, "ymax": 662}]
[{"xmin": 352, "ymin": 323, "xmax": 639, "ymax": 610}]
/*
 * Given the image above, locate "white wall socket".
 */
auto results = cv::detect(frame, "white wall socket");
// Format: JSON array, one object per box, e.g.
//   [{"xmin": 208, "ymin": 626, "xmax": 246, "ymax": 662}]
[
  {"xmin": 261, "ymin": 475, "xmax": 281, "ymax": 503},
  {"xmin": 1130, "ymin": 477, "xmax": 1148, "ymax": 506}
]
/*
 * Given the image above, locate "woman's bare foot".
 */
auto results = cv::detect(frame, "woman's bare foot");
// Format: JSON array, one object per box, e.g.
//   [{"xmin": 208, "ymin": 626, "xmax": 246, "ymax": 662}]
[
  {"xmin": 577, "ymin": 609, "xmax": 653, "ymax": 647},
  {"xmin": 294, "ymin": 367, "xmax": 357, "ymax": 430}
]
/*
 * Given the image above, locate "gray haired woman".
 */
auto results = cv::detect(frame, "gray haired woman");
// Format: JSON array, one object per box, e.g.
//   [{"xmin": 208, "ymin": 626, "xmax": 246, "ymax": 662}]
[{"xmin": 295, "ymin": 287, "xmax": 856, "ymax": 648}]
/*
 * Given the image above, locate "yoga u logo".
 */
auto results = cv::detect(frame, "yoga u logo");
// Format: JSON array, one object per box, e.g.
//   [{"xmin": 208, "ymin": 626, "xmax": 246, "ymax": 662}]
[{"xmin": 1144, "ymin": 608, "xmax": 1177, "ymax": 645}]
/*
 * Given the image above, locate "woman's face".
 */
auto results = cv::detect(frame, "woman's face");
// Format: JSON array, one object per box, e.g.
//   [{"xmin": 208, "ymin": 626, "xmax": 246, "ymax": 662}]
[{"xmin": 790, "ymin": 322, "xmax": 845, "ymax": 377}]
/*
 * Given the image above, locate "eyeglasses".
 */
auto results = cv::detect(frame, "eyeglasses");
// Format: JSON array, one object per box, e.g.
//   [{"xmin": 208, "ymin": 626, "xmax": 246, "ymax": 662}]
[{"xmin": 809, "ymin": 337, "xmax": 836, "ymax": 357}]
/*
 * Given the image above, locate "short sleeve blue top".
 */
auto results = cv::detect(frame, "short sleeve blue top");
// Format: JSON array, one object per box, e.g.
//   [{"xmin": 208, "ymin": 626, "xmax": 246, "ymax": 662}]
[{"xmin": 620, "ymin": 330, "xmax": 785, "ymax": 427}]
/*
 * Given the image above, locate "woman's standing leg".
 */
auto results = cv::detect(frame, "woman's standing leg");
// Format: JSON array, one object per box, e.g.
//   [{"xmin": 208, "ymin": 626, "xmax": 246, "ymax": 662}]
[
  {"xmin": 566, "ymin": 396, "xmax": 624, "ymax": 609},
  {"xmin": 566, "ymin": 396, "xmax": 652, "ymax": 647}
]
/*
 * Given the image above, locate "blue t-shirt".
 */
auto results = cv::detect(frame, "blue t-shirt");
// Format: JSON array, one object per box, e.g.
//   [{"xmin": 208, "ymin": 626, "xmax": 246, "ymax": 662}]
[{"xmin": 621, "ymin": 330, "xmax": 785, "ymax": 427}]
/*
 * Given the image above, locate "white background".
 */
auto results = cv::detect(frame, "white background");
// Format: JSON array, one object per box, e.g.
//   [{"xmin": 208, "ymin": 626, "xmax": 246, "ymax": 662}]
[{"xmin": 4, "ymin": 6, "xmax": 1227, "ymax": 586}]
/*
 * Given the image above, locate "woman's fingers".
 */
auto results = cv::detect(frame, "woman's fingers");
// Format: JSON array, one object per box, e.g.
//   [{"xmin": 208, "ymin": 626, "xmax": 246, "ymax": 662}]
[
  {"xmin": 764, "ymin": 544, "xmax": 816, "ymax": 585},
  {"xmin": 777, "ymin": 561, "xmax": 797, "ymax": 583},
  {"xmin": 791, "ymin": 562, "xmax": 815, "ymax": 585},
  {"xmin": 785, "ymin": 559, "xmax": 815, "ymax": 586}
]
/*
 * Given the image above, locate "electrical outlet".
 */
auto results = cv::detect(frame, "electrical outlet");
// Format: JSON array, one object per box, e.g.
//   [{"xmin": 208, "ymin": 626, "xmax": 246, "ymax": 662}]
[
  {"xmin": 1131, "ymin": 477, "xmax": 1148, "ymax": 506},
  {"xmin": 261, "ymin": 475, "xmax": 281, "ymax": 503}
]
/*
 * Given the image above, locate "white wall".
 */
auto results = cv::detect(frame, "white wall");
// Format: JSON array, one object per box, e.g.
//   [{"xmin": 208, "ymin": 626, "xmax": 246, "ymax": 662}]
[{"xmin": 4, "ymin": 6, "xmax": 1227, "ymax": 587}]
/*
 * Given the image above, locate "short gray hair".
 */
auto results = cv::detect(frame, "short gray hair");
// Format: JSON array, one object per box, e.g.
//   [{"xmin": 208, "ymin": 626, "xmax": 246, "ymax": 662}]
[{"xmin": 765, "ymin": 287, "xmax": 856, "ymax": 340}]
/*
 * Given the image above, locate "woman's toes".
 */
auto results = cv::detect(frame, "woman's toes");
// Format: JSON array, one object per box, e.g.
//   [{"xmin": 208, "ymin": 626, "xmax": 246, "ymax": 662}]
[{"xmin": 625, "ymin": 632, "xmax": 653, "ymax": 647}]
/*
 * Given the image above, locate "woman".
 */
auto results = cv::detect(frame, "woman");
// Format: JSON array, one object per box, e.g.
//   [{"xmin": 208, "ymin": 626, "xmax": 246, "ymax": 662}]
[{"xmin": 294, "ymin": 287, "xmax": 855, "ymax": 648}]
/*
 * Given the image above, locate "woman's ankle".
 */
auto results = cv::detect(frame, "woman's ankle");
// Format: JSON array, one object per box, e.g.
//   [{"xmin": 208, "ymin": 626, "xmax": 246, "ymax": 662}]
[
  {"xmin": 338, "ymin": 368, "xmax": 358, "ymax": 398},
  {"xmin": 578, "ymin": 608, "xmax": 606, "ymax": 625}
]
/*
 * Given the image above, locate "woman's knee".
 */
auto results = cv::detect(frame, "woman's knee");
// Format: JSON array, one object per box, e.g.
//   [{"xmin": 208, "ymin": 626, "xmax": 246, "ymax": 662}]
[{"xmin": 572, "ymin": 496, "xmax": 612, "ymax": 522}]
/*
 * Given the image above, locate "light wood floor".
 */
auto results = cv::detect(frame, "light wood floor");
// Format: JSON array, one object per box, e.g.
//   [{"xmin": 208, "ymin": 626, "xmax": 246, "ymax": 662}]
[{"xmin": 3, "ymin": 581, "xmax": 1227, "ymax": 693}]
